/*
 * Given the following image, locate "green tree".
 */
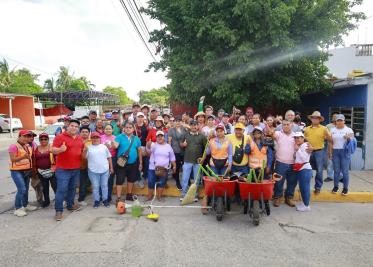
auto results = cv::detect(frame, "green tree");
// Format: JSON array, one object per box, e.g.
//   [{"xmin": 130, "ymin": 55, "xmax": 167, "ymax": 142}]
[
  {"xmin": 139, "ymin": 87, "xmax": 169, "ymax": 106},
  {"xmin": 0, "ymin": 59, "xmax": 42, "ymax": 94},
  {"xmin": 144, "ymin": 0, "xmax": 365, "ymax": 109},
  {"xmin": 54, "ymin": 66, "xmax": 94, "ymax": 92},
  {"xmin": 103, "ymin": 86, "xmax": 133, "ymax": 104}
]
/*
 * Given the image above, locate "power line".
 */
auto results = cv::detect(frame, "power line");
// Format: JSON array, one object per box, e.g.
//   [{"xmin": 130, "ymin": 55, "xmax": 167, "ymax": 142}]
[
  {"xmin": 127, "ymin": 0, "xmax": 149, "ymax": 39},
  {"xmin": 118, "ymin": 0, "xmax": 156, "ymax": 61}
]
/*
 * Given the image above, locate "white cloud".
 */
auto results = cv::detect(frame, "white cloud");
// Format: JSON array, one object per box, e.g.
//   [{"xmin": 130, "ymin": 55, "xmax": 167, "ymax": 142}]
[{"xmin": 0, "ymin": 0, "xmax": 168, "ymax": 100}]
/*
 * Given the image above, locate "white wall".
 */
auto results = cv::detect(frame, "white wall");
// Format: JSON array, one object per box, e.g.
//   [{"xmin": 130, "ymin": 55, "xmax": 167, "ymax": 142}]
[
  {"xmin": 326, "ymin": 46, "xmax": 373, "ymax": 79},
  {"xmin": 365, "ymin": 82, "xmax": 373, "ymax": 170}
]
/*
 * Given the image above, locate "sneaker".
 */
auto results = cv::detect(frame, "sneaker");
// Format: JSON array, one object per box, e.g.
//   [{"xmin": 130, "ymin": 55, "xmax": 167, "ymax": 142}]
[
  {"xmin": 103, "ymin": 200, "xmax": 110, "ymax": 208},
  {"xmin": 135, "ymin": 180, "xmax": 145, "ymax": 189},
  {"xmin": 341, "ymin": 188, "xmax": 348, "ymax": 196},
  {"xmin": 67, "ymin": 203, "xmax": 81, "ymax": 212},
  {"xmin": 125, "ymin": 194, "xmax": 133, "ymax": 201},
  {"xmin": 194, "ymin": 198, "xmax": 199, "ymax": 203},
  {"xmin": 55, "ymin": 212, "xmax": 63, "ymax": 221},
  {"xmin": 42, "ymin": 201, "xmax": 50, "ymax": 208},
  {"xmin": 179, "ymin": 198, "xmax": 183, "ymax": 202},
  {"xmin": 314, "ymin": 189, "xmax": 321, "ymax": 195},
  {"xmin": 324, "ymin": 177, "xmax": 333, "ymax": 182},
  {"xmin": 93, "ymin": 201, "xmax": 100, "ymax": 208},
  {"xmin": 296, "ymin": 204, "xmax": 311, "ymax": 212},
  {"xmin": 331, "ymin": 187, "xmax": 339, "ymax": 194},
  {"xmin": 78, "ymin": 201, "xmax": 88, "ymax": 206},
  {"xmin": 273, "ymin": 198, "xmax": 280, "ymax": 207},
  {"xmin": 285, "ymin": 197, "xmax": 296, "ymax": 207},
  {"xmin": 14, "ymin": 208, "xmax": 27, "ymax": 217},
  {"xmin": 24, "ymin": 205, "xmax": 37, "ymax": 212},
  {"xmin": 296, "ymin": 202, "xmax": 305, "ymax": 210}
]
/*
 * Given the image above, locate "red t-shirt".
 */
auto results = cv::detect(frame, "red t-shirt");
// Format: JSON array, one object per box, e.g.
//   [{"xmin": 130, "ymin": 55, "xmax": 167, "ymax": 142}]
[
  {"xmin": 146, "ymin": 127, "xmax": 169, "ymax": 142},
  {"xmin": 53, "ymin": 132, "xmax": 84, "ymax": 169}
]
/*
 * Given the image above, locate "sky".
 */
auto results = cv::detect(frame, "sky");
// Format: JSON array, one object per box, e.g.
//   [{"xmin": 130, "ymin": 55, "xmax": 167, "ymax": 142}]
[{"xmin": 0, "ymin": 0, "xmax": 372, "ymax": 101}]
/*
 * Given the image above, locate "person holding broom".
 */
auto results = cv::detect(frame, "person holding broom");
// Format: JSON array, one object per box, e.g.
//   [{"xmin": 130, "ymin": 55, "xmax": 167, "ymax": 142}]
[{"xmin": 179, "ymin": 120, "xmax": 207, "ymax": 202}]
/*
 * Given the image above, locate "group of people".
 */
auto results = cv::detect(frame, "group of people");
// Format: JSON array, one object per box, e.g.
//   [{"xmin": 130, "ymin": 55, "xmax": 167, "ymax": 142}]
[{"xmin": 8, "ymin": 102, "xmax": 356, "ymax": 220}]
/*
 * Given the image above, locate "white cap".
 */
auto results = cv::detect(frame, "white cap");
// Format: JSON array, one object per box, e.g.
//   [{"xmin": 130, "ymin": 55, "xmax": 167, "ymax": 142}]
[
  {"xmin": 136, "ymin": 112, "xmax": 145, "ymax": 117},
  {"xmin": 156, "ymin": 130, "xmax": 165, "ymax": 136},
  {"xmin": 294, "ymin": 132, "xmax": 304, "ymax": 138}
]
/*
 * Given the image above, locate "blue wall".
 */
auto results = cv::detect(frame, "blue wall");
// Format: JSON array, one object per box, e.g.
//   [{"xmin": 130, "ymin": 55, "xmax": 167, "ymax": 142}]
[{"xmin": 301, "ymin": 85, "xmax": 368, "ymax": 123}]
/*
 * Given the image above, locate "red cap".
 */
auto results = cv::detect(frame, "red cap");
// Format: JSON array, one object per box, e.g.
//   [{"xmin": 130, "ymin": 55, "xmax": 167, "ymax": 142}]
[
  {"xmin": 63, "ymin": 116, "xmax": 71, "ymax": 121},
  {"xmin": 215, "ymin": 124, "xmax": 225, "ymax": 131},
  {"xmin": 39, "ymin": 133, "xmax": 49, "ymax": 139},
  {"xmin": 90, "ymin": 132, "xmax": 101, "ymax": 138},
  {"xmin": 19, "ymin": 130, "xmax": 32, "ymax": 137}
]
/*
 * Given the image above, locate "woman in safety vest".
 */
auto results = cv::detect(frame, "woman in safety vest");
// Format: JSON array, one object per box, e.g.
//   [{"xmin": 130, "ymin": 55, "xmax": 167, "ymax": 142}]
[
  {"xmin": 8, "ymin": 130, "xmax": 38, "ymax": 217},
  {"xmin": 200, "ymin": 124, "xmax": 233, "ymax": 176}
]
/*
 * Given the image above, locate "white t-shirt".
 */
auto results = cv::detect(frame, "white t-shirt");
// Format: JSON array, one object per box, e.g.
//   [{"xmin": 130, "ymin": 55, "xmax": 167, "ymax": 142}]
[
  {"xmin": 331, "ymin": 126, "xmax": 354, "ymax": 149},
  {"xmin": 87, "ymin": 144, "xmax": 111, "ymax": 173},
  {"xmin": 295, "ymin": 143, "xmax": 312, "ymax": 170}
]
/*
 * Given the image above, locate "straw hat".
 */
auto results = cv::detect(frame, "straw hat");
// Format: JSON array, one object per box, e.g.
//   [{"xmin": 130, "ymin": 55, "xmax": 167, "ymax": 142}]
[
  {"xmin": 194, "ymin": 111, "xmax": 206, "ymax": 119},
  {"xmin": 307, "ymin": 111, "xmax": 324, "ymax": 122}
]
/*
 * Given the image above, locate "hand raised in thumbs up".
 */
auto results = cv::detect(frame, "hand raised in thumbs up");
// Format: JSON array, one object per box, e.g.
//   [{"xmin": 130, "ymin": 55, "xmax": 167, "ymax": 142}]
[{"xmin": 60, "ymin": 142, "xmax": 67, "ymax": 152}]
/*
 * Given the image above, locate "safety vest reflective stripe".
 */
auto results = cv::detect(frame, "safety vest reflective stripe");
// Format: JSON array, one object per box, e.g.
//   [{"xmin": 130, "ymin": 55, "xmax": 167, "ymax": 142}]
[
  {"xmin": 9, "ymin": 143, "xmax": 32, "ymax": 170},
  {"xmin": 209, "ymin": 138, "xmax": 229, "ymax": 166},
  {"xmin": 249, "ymin": 142, "xmax": 267, "ymax": 169}
]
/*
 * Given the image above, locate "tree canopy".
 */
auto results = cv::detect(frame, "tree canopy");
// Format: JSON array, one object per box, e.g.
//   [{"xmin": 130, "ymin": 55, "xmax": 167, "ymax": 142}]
[
  {"xmin": 0, "ymin": 59, "xmax": 43, "ymax": 94},
  {"xmin": 139, "ymin": 87, "xmax": 169, "ymax": 106},
  {"xmin": 144, "ymin": 0, "xmax": 365, "ymax": 109},
  {"xmin": 103, "ymin": 86, "xmax": 133, "ymax": 105}
]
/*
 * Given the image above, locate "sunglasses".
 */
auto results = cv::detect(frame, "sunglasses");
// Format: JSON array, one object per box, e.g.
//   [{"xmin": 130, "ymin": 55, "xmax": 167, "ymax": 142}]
[{"xmin": 39, "ymin": 138, "xmax": 49, "ymax": 141}]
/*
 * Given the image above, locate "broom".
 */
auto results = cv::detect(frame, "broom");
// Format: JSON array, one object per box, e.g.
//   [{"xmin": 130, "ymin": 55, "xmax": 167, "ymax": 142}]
[{"xmin": 181, "ymin": 139, "xmax": 209, "ymax": 205}]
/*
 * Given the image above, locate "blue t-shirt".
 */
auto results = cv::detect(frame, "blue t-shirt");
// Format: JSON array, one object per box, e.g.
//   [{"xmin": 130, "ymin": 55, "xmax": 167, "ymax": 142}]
[{"xmin": 115, "ymin": 134, "xmax": 141, "ymax": 164}]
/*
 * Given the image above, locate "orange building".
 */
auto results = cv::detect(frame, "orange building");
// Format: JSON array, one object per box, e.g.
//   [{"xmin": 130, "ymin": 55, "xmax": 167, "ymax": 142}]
[{"xmin": 0, "ymin": 93, "xmax": 35, "ymax": 130}]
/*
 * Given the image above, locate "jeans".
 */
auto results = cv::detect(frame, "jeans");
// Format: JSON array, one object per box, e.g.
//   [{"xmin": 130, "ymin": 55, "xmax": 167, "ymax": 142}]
[
  {"xmin": 310, "ymin": 149, "xmax": 325, "ymax": 190},
  {"xmin": 181, "ymin": 162, "xmax": 200, "ymax": 197},
  {"xmin": 332, "ymin": 149, "xmax": 350, "ymax": 189},
  {"xmin": 55, "ymin": 169, "xmax": 80, "ymax": 212},
  {"xmin": 327, "ymin": 159, "xmax": 334, "ymax": 178},
  {"xmin": 39, "ymin": 173, "xmax": 57, "ymax": 204},
  {"xmin": 231, "ymin": 165, "xmax": 249, "ymax": 175},
  {"xmin": 11, "ymin": 170, "xmax": 31, "ymax": 209},
  {"xmin": 273, "ymin": 161, "xmax": 297, "ymax": 199},
  {"xmin": 78, "ymin": 169, "xmax": 89, "ymax": 202},
  {"xmin": 148, "ymin": 169, "xmax": 167, "ymax": 189},
  {"xmin": 210, "ymin": 166, "xmax": 227, "ymax": 176},
  {"xmin": 297, "ymin": 169, "xmax": 312, "ymax": 206},
  {"xmin": 106, "ymin": 156, "xmax": 117, "ymax": 202},
  {"xmin": 88, "ymin": 170, "xmax": 110, "ymax": 202}
]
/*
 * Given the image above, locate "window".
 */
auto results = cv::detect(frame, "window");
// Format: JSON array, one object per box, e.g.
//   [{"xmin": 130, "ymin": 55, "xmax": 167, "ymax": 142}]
[{"xmin": 355, "ymin": 44, "xmax": 373, "ymax": 56}]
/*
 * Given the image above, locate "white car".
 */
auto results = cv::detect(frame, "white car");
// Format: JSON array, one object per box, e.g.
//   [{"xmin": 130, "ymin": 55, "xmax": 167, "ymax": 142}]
[
  {"xmin": 0, "ymin": 114, "xmax": 23, "ymax": 133},
  {"xmin": 35, "ymin": 123, "xmax": 64, "ymax": 145}
]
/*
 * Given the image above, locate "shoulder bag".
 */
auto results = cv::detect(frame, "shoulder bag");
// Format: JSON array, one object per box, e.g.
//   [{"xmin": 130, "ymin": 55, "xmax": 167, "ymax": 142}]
[{"xmin": 117, "ymin": 136, "xmax": 135, "ymax": 167}]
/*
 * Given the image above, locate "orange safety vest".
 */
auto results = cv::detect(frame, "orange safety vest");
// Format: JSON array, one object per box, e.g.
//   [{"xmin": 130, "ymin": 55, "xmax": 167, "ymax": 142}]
[
  {"xmin": 9, "ymin": 143, "xmax": 33, "ymax": 170},
  {"xmin": 249, "ymin": 141, "xmax": 267, "ymax": 169},
  {"xmin": 209, "ymin": 138, "xmax": 229, "ymax": 166}
]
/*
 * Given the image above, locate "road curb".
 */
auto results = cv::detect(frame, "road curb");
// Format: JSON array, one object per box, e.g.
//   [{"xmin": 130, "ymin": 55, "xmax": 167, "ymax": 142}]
[{"xmin": 117, "ymin": 185, "xmax": 373, "ymax": 203}]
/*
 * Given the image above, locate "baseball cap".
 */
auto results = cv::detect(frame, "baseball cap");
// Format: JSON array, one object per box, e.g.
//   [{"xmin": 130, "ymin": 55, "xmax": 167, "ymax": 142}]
[
  {"xmin": 136, "ymin": 112, "xmax": 145, "ymax": 117},
  {"xmin": 89, "ymin": 110, "xmax": 97, "ymax": 115},
  {"xmin": 156, "ymin": 130, "xmax": 165, "ymax": 136},
  {"xmin": 141, "ymin": 104, "xmax": 150, "ymax": 109},
  {"xmin": 223, "ymin": 113, "xmax": 230, "ymax": 117},
  {"xmin": 190, "ymin": 119, "xmax": 198, "ymax": 125},
  {"xmin": 216, "ymin": 124, "xmax": 225, "ymax": 131},
  {"xmin": 218, "ymin": 109, "xmax": 225, "ymax": 113},
  {"xmin": 91, "ymin": 132, "xmax": 101, "ymax": 138},
  {"xmin": 235, "ymin": 123, "xmax": 245, "ymax": 130},
  {"xmin": 155, "ymin": 116, "xmax": 164, "ymax": 122},
  {"xmin": 162, "ymin": 113, "xmax": 171, "ymax": 118},
  {"xmin": 63, "ymin": 116, "xmax": 71, "ymax": 121},
  {"xmin": 132, "ymin": 102, "xmax": 140, "ymax": 108},
  {"xmin": 39, "ymin": 133, "xmax": 49, "ymax": 139},
  {"xmin": 294, "ymin": 132, "xmax": 304, "ymax": 138},
  {"xmin": 252, "ymin": 126, "xmax": 263, "ymax": 133},
  {"xmin": 174, "ymin": 115, "xmax": 182, "ymax": 121},
  {"xmin": 207, "ymin": 115, "xmax": 215, "ymax": 120},
  {"xmin": 335, "ymin": 114, "xmax": 345, "ymax": 121},
  {"xmin": 112, "ymin": 109, "xmax": 120, "ymax": 113},
  {"xmin": 19, "ymin": 130, "xmax": 33, "ymax": 137}
]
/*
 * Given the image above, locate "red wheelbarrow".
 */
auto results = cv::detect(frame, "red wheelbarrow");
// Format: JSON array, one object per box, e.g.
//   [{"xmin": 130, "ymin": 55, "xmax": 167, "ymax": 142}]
[
  {"xmin": 238, "ymin": 180, "xmax": 274, "ymax": 226},
  {"xmin": 203, "ymin": 176, "xmax": 236, "ymax": 221}
]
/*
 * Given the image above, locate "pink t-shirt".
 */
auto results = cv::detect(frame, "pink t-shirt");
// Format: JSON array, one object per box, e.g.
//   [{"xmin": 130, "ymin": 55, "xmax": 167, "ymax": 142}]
[
  {"xmin": 100, "ymin": 134, "xmax": 116, "ymax": 157},
  {"xmin": 8, "ymin": 144, "xmax": 18, "ymax": 153},
  {"xmin": 274, "ymin": 131, "xmax": 295, "ymax": 164}
]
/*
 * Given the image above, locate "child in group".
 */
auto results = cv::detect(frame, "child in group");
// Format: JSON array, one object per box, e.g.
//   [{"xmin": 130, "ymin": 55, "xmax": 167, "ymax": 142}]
[
  {"xmin": 293, "ymin": 132, "xmax": 312, "ymax": 212},
  {"xmin": 84, "ymin": 132, "xmax": 114, "ymax": 208}
]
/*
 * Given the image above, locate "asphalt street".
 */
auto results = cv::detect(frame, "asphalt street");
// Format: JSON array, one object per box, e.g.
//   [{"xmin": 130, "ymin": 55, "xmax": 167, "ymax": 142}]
[{"xmin": 1, "ymin": 139, "xmax": 373, "ymax": 266}]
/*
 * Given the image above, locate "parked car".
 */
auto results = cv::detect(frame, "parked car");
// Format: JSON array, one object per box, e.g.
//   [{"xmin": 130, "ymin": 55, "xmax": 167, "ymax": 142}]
[
  {"xmin": 35, "ymin": 123, "xmax": 63, "ymax": 145},
  {"xmin": 0, "ymin": 114, "xmax": 23, "ymax": 133}
]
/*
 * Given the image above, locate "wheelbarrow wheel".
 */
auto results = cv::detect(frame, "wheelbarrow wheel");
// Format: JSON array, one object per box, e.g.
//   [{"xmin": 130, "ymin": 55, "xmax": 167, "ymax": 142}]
[
  {"xmin": 252, "ymin": 200, "xmax": 260, "ymax": 226},
  {"xmin": 226, "ymin": 197, "xmax": 231, "ymax": 212},
  {"xmin": 216, "ymin": 197, "xmax": 224, "ymax": 221}
]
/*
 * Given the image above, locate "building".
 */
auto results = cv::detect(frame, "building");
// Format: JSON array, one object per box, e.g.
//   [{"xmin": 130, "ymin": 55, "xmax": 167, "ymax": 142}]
[{"xmin": 0, "ymin": 93, "xmax": 35, "ymax": 130}]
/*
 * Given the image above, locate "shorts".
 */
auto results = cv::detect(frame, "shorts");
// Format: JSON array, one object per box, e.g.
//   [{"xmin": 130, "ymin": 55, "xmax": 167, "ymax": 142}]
[{"xmin": 116, "ymin": 163, "xmax": 138, "ymax": 185}]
